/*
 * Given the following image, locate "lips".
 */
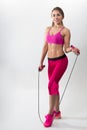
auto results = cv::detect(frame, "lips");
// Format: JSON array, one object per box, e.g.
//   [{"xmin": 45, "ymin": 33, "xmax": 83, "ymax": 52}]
[{"xmin": 54, "ymin": 19, "xmax": 59, "ymax": 22}]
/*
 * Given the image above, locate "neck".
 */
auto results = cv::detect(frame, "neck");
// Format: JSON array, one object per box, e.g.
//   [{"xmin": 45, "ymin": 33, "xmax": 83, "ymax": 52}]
[
  {"xmin": 54, "ymin": 24, "xmax": 63, "ymax": 28},
  {"xmin": 52, "ymin": 21, "xmax": 63, "ymax": 28}
]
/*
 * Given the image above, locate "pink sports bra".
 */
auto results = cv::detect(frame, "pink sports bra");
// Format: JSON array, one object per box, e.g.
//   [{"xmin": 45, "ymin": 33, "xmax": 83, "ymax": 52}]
[{"xmin": 46, "ymin": 27, "xmax": 64, "ymax": 45}]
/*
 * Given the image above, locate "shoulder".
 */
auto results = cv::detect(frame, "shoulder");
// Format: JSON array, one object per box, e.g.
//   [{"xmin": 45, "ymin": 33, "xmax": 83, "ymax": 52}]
[
  {"xmin": 61, "ymin": 26, "xmax": 71, "ymax": 37},
  {"xmin": 63, "ymin": 27, "xmax": 71, "ymax": 34},
  {"xmin": 45, "ymin": 26, "xmax": 51, "ymax": 34}
]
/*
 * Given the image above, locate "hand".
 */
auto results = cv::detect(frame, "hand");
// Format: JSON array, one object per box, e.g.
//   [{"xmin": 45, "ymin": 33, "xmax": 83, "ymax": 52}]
[
  {"xmin": 38, "ymin": 65, "xmax": 45, "ymax": 71},
  {"xmin": 71, "ymin": 45, "xmax": 80, "ymax": 55}
]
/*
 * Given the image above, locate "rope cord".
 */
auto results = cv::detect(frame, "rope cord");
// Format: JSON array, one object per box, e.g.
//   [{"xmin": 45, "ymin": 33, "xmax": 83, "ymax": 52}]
[
  {"xmin": 59, "ymin": 55, "xmax": 78, "ymax": 104},
  {"xmin": 38, "ymin": 71, "xmax": 43, "ymax": 123}
]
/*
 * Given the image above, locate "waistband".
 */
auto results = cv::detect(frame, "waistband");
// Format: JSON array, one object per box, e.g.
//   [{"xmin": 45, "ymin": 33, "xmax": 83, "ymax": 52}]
[{"xmin": 48, "ymin": 54, "xmax": 66, "ymax": 61}]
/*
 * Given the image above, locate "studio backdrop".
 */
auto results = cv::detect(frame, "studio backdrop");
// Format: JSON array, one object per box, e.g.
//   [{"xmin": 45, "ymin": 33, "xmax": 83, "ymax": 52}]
[{"xmin": 0, "ymin": 0, "xmax": 87, "ymax": 127}]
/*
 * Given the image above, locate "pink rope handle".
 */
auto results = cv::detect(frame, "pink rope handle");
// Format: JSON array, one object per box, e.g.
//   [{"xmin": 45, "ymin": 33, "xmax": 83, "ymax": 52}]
[
  {"xmin": 38, "ymin": 65, "xmax": 45, "ymax": 71},
  {"xmin": 71, "ymin": 45, "xmax": 80, "ymax": 54}
]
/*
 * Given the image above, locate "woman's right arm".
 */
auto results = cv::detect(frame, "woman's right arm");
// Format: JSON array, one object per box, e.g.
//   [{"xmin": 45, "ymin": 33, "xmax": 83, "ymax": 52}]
[
  {"xmin": 39, "ymin": 41, "xmax": 48, "ymax": 67},
  {"xmin": 39, "ymin": 27, "xmax": 50, "ymax": 69}
]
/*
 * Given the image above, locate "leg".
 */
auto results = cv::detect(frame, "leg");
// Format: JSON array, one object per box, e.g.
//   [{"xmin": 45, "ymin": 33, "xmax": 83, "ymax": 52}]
[
  {"xmin": 48, "ymin": 95, "xmax": 56, "ymax": 114},
  {"xmin": 44, "ymin": 56, "xmax": 68, "ymax": 127},
  {"xmin": 54, "ymin": 95, "xmax": 60, "ymax": 112},
  {"xmin": 48, "ymin": 94, "xmax": 60, "ymax": 114},
  {"xmin": 48, "ymin": 57, "xmax": 68, "ymax": 113},
  {"xmin": 48, "ymin": 66, "xmax": 62, "ymax": 114},
  {"xmin": 43, "ymin": 94, "xmax": 57, "ymax": 127}
]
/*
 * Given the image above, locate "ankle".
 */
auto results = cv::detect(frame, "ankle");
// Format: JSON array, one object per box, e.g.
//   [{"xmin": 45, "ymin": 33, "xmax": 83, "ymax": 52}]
[
  {"xmin": 48, "ymin": 112, "xmax": 53, "ymax": 115},
  {"xmin": 54, "ymin": 109, "xmax": 60, "ymax": 112},
  {"xmin": 48, "ymin": 110, "xmax": 54, "ymax": 115}
]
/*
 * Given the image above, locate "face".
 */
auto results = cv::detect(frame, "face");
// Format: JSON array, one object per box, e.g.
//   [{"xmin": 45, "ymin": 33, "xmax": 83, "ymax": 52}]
[{"xmin": 51, "ymin": 10, "xmax": 63, "ymax": 25}]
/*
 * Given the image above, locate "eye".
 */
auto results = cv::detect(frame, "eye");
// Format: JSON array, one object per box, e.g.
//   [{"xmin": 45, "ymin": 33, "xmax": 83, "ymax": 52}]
[
  {"xmin": 52, "ymin": 13, "xmax": 61, "ymax": 17},
  {"xmin": 57, "ymin": 13, "xmax": 61, "ymax": 16},
  {"xmin": 53, "ymin": 14, "xmax": 55, "ymax": 17}
]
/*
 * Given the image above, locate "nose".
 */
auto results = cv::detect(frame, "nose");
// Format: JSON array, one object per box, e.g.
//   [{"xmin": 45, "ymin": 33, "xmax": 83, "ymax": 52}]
[
  {"xmin": 55, "ymin": 15, "xmax": 58, "ymax": 18},
  {"xmin": 55, "ymin": 17, "xmax": 58, "ymax": 20}
]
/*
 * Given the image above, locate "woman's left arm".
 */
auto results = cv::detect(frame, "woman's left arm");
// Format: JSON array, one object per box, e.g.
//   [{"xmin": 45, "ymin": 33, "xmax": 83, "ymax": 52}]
[{"xmin": 63, "ymin": 28, "xmax": 80, "ymax": 55}]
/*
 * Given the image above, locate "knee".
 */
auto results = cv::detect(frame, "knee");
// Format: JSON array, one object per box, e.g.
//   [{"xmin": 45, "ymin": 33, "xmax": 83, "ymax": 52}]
[{"xmin": 48, "ymin": 82, "xmax": 59, "ymax": 95}]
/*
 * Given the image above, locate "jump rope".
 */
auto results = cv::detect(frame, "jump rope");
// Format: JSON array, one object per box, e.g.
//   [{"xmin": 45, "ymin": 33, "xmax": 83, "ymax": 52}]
[{"xmin": 38, "ymin": 45, "xmax": 79, "ymax": 124}]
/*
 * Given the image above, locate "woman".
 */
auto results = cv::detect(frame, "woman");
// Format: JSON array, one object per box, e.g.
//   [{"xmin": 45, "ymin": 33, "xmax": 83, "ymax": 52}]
[{"xmin": 38, "ymin": 7, "xmax": 80, "ymax": 127}]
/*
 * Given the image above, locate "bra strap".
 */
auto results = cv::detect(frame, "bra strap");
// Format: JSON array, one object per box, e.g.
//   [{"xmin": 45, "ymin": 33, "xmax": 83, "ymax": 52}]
[{"xmin": 59, "ymin": 27, "xmax": 64, "ymax": 32}]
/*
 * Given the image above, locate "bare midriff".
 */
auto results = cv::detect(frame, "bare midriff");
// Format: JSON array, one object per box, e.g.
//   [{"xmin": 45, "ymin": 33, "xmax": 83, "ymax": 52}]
[{"xmin": 48, "ymin": 43, "xmax": 64, "ymax": 58}]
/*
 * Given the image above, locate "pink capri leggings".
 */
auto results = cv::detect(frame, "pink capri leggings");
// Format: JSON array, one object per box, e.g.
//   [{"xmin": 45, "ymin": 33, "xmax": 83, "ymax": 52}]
[{"xmin": 48, "ymin": 54, "xmax": 68, "ymax": 95}]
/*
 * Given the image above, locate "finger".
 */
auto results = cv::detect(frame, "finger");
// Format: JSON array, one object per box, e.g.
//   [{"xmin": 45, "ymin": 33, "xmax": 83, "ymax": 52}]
[{"xmin": 38, "ymin": 65, "xmax": 45, "ymax": 71}]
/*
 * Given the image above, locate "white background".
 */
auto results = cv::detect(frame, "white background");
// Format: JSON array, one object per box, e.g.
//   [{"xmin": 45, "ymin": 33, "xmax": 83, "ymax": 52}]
[{"xmin": 0, "ymin": 0, "xmax": 87, "ymax": 130}]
